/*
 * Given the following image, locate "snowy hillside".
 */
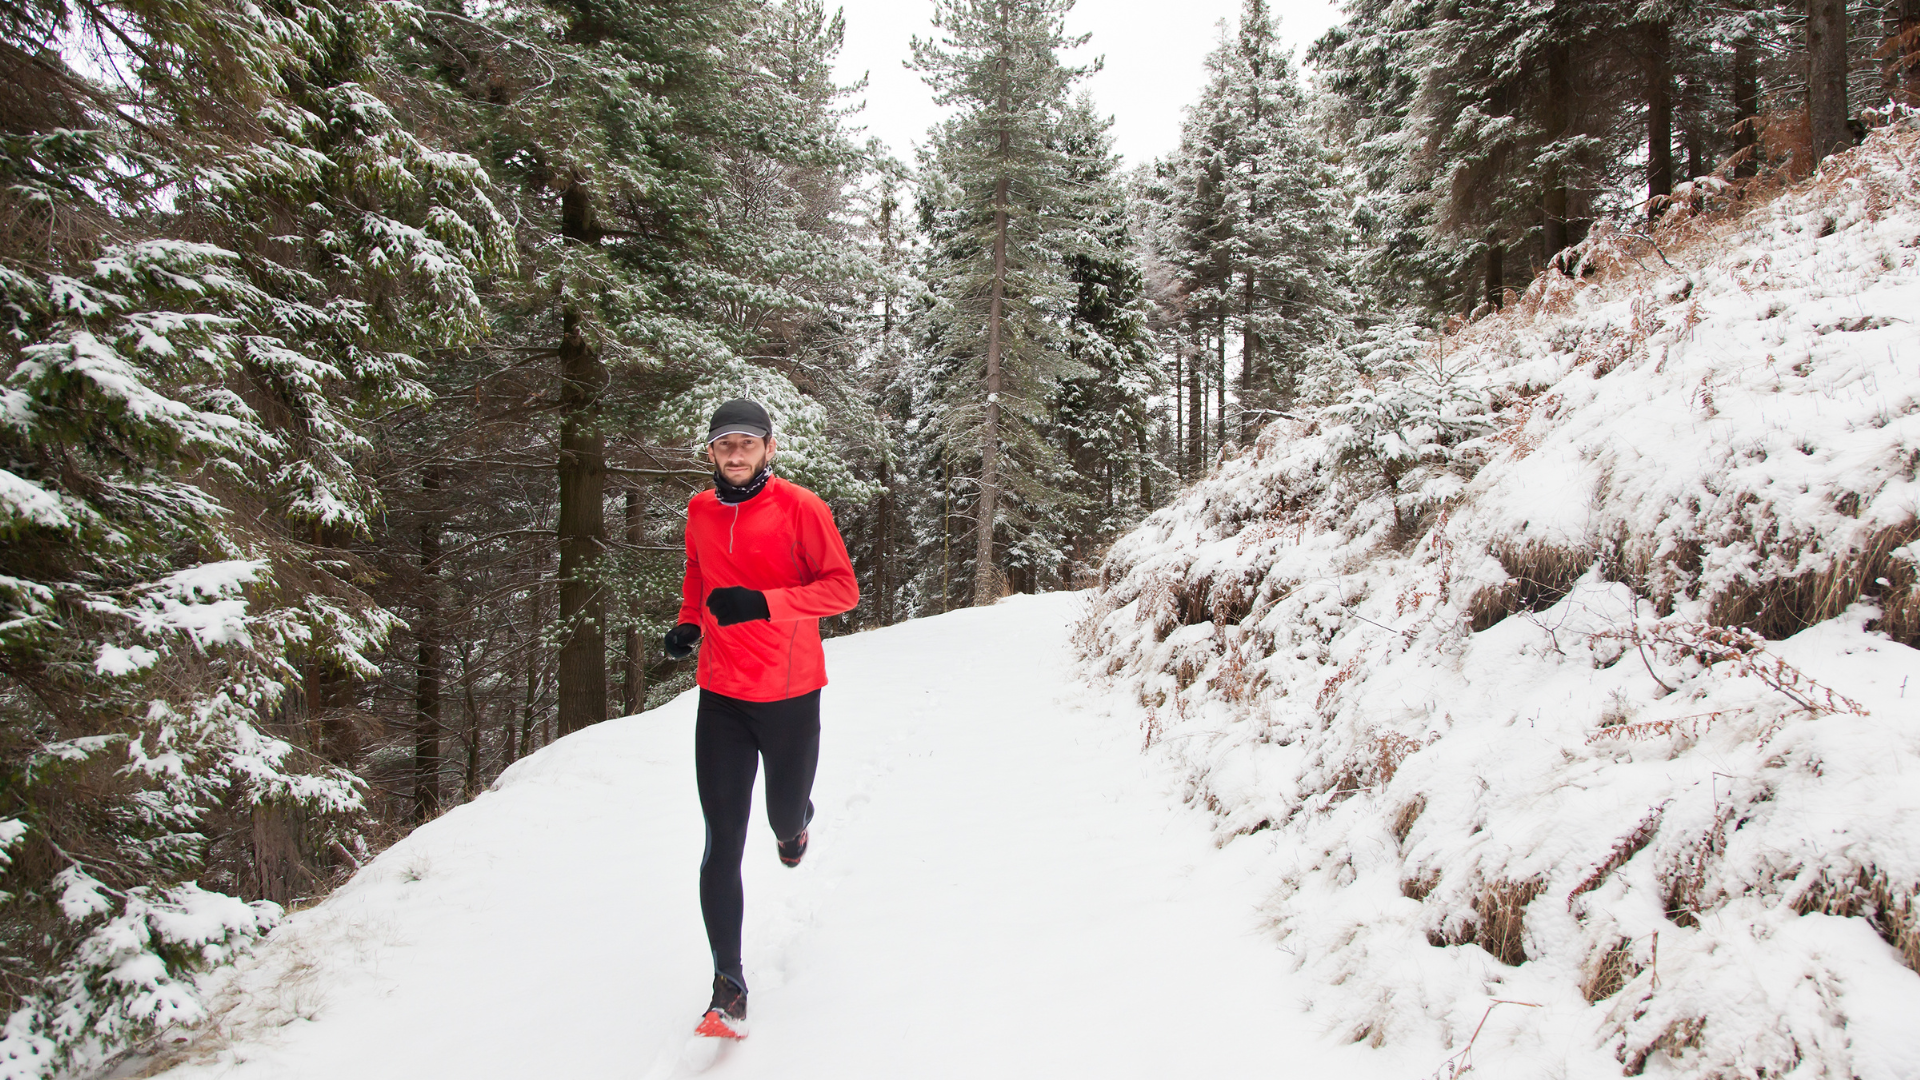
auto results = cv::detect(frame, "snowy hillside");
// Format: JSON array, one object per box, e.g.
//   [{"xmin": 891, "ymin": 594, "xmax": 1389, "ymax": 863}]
[{"xmin": 1078, "ymin": 125, "xmax": 1920, "ymax": 1079}]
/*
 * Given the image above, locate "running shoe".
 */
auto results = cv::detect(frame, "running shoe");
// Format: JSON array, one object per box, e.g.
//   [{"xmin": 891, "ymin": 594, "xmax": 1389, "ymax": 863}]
[{"xmin": 777, "ymin": 829, "xmax": 808, "ymax": 868}]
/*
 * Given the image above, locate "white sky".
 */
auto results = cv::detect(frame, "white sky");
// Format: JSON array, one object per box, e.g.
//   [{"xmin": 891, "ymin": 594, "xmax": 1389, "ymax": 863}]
[{"xmin": 830, "ymin": 0, "xmax": 1348, "ymax": 170}]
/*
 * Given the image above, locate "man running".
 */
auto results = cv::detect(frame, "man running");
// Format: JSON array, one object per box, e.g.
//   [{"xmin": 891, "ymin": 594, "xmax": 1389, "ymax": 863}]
[{"xmin": 662, "ymin": 398, "xmax": 859, "ymax": 1040}]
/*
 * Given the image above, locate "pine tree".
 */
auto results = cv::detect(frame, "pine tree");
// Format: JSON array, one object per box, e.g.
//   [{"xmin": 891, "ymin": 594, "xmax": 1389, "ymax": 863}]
[
  {"xmin": 1050, "ymin": 97, "xmax": 1160, "ymax": 572},
  {"xmin": 909, "ymin": 0, "xmax": 1092, "ymax": 604},
  {"xmin": 0, "ymin": 0, "xmax": 507, "ymax": 1067},
  {"xmin": 1218, "ymin": 0, "xmax": 1354, "ymax": 424},
  {"xmin": 1136, "ymin": 0, "xmax": 1355, "ymax": 467}
]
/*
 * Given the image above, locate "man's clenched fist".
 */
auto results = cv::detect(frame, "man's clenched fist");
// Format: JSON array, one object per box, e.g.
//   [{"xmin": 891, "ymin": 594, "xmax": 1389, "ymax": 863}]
[
  {"xmin": 707, "ymin": 587, "xmax": 771, "ymax": 626},
  {"xmin": 663, "ymin": 622, "xmax": 701, "ymax": 660}
]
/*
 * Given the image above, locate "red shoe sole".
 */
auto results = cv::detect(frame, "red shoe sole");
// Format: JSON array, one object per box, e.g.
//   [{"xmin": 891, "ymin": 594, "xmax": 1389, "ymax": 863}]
[{"xmin": 695, "ymin": 1010, "xmax": 746, "ymax": 1039}]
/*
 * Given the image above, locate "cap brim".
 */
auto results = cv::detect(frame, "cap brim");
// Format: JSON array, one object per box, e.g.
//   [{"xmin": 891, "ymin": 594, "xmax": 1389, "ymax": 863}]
[{"xmin": 706, "ymin": 425, "xmax": 771, "ymax": 443}]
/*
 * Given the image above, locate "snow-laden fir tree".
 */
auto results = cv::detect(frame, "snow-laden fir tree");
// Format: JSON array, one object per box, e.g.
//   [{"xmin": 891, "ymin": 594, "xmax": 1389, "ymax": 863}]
[
  {"xmin": 1043, "ymin": 95, "xmax": 1161, "ymax": 581},
  {"xmin": 908, "ymin": 0, "xmax": 1095, "ymax": 604},
  {"xmin": 0, "ymin": 0, "xmax": 508, "ymax": 1070},
  {"xmin": 1212, "ymin": 0, "xmax": 1355, "ymax": 425},
  {"xmin": 1137, "ymin": 0, "xmax": 1355, "ymax": 460}
]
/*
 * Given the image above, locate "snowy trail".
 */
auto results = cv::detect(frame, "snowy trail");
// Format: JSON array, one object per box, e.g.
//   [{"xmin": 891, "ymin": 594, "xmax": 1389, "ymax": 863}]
[{"xmin": 155, "ymin": 594, "xmax": 1404, "ymax": 1080}]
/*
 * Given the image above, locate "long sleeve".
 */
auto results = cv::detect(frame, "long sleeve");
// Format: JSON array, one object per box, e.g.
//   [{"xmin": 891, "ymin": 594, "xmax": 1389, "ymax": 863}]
[
  {"xmin": 763, "ymin": 497, "xmax": 859, "ymax": 622},
  {"xmin": 677, "ymin": 522, "xmax": 705, "ymax": 626}
]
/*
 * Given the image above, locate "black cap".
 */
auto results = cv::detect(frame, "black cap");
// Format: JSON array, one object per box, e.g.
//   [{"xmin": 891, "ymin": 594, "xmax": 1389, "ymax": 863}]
[{"xmin": 706, "ymin": 398, "xmax": 773, "ymax": 443}]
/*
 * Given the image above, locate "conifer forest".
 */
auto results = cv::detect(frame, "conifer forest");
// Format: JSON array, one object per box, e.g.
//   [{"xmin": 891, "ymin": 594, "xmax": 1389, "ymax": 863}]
[{"xmin": 1, "ymin": 0, "xmax": 1917, "ymax": 1070}]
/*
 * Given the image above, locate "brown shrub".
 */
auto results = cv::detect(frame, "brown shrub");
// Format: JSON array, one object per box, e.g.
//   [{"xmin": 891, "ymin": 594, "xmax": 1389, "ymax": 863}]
[
  {"xmin": 1623, "ymin": 1015, "xmax": 1707, "ymax": 1077},
  {"xmin": 1402, "ymin": 868, "xmax": 1439, "ymax": 901},
  {"xmin": 1391, "ymin": 795, "xmax": 1427, "ymax": 844},
  {"xmin": 1661, "ymin": 805, "xmax": 1736, "ymax": 928},
  {"xmin": 1706, "ymin": 520, "xmax": 1920, "ymax": 645},
  {"xmin": 1473, "ymin": 878, "xmax": 1546, "ymax": 965},
  {"xmin": 1581, "ymin": 937, "xmax": 1645, "ymax": 1003},
  {"xmin": 1325, "ymin": 732, "xmax": 1426, "ymax": 806},
  {"xmin": 1467, "ymin": 540, "xmax": 1598, "ymax": 631},
  {"xmin": 1568, "ymin": 805, "xmax": 1666, "ymax": 909},
  {"xmin": 1794, "ymin": 866, "xmax": 1920, "ymax": 974}
]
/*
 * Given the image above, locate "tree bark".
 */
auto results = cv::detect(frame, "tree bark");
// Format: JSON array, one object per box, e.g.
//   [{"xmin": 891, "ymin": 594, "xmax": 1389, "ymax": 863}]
[
  {"xmin": 620, "ymin": 487, "xmax": 643, "ymax": 716},
  {"xmin": 461, "ymin": 648, "xmax": 481, "ymax": 799},
  {"xmin": 1136, "ymin": 427, "xmax": 1152, "ymax": 507},
  {"xmin": 1733, "ymin": 32, "xmax": 1760, "ymax": 177},
  {"xmin": 975, "ymin": 162, "xmax": 1009, "ymax": 606},
  {"xmin": 1241, "ymin": 278, "xmax": 1260, "ymax": 439},
  {"xmin": 555, "ymin": 308, "xmax": 608, "ymax": 734},
  {"xmin": 1809, "ymin": 0, "xmax": 1852, "ymax": 162},
  {"xmin": 1187, "ymin": 348, "xmax": 1204, "ymax": 472},
  {"xmin": 1485, "ymin": 239, "xmax": 1505, "ymax": 310},
  {"xmin": 1214, "ymin": 312, "xmax": 1226, "ymax": 450},
  {"xmin": 973, "ymin": 19, "xmax": 1012, "ymax": 609},
  {"xmin": 1173, "ymin": 351, "xmax": 1184, "ymax": 479},
  {"xmin": 250, "ymin": 801, "xmax": 313, "ymax": 905},
  {"xmin": 517, "ymin": 584, "xmax": 541, "ymax": 758},
  {"xmin": 413, "ymin": 467, "xmax": 441, "ymax": 821},
  {"xmin": 1542, "ymin": 43, "xmax": 1571, "ymax": 263},
  {"xmin": 1645, "ymin": 20, "xmax": 1674, "ymax": 215},
  {"xmin": 875, "ymin": 452, "xmax": 893, "ymax": 625}
]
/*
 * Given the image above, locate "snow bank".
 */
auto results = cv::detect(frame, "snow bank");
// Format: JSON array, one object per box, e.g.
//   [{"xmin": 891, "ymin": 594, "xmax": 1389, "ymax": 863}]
[{"xmin": 1078, "ymin": 125, "xmax": 1920, "ymax": 1079}]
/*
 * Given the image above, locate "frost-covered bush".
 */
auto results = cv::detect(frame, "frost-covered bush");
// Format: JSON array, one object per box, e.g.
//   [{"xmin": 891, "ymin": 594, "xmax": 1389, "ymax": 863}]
[{"xmin": 1079, "ymin": 126, "xmax": 1920, "ymax": 1079}]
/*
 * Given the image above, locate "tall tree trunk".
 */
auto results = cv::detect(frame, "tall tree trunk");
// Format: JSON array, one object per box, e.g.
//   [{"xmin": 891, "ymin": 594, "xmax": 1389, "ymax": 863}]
[
  {"xmin": 250, "ymin": 801, "xmax": 312, "ymax": 905},
  {"xmin": 518, "ymin": 584, "xmax": 541, "ymax": 757},
  {"xmin": 1809, "ymin": 0, "xmax": 1852, "ymax": 162},
  {"xmin": 875, "ymin": 453, "xmax": 893, "ymax": 625},
  {"xmin": 975, "ymin": 161, "xmax": 1010, "ymax": 606},
  {"xmin": 1542, "ymin": 43, "xmax": 1571, "ymax": 263},
  {"xmin": 1173, "ymin": 351, "xmax": 1184, "ymax": 479},
  {"xmin": 620, "ymin": 488, "xmax": 643, "ymax": 716},
  {"xmin": 1241, "ymin": 277, "xmax": 1260, "ymax": 439},
  {"xmin": 1733, "ymin": 32, "xmax": 1760, "ymax": 177},
  {"xmin": 941, "ymin": 448, "xmax": 952, "ymax": 612},
  {"xmin": 1186, "ymin": 346, "xmax": 1204, "ymax": 472},
  {"xmin": 1645, "ymin": 20, "xmax": 1673, "ymax": 215},
  {"xmin": 1137, "ymin": 427, "xmax": 1152, "ymax": 507},
  {"xmin": 556, "ymin": 309, "xmax": 608, "ymax": 734},
  {"xmin": 1485, "ymin": 239, "xmax": 1505, "ymax": 310},
  {"xmin": 413, "ymin": 468, "xmax": 441, "ymax": 821},
  {"xmin": 1215, "ymin": 312, "xmax": 1226, "ymax": 449},
  {"xmin": 1680, "ymin": 73, "xmax": 1706, "ymax": 180},
  {"xmin": 461, "ymin": 647, "xmax": 481, "ymax": 799},
  {"xmin": 502, "ymin": 692, "xmax": 519, "ymax": 766}
]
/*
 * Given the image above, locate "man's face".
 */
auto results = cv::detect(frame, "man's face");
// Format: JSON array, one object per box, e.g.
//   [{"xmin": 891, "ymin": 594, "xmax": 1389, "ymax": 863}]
[{"xmin": 709, "ymin": 433, "xmax": 774, "ymax": 486}]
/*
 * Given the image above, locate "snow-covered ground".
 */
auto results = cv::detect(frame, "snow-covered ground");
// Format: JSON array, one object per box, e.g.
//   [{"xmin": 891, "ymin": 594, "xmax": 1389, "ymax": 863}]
[{"xmin": 135, "ymin": 593, "xmax": 1408, "ymax": 1080}]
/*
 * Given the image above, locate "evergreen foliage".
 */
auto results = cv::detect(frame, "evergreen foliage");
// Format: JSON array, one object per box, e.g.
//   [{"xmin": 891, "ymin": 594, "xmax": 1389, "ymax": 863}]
[
  {"xmin": 1136, "ymin": 0, "xmax": 1355, "ymax": 476},
  {"xmin": 0, "ymin": 0, "xmax": 505, "ymax": 1068},
  {"xmin": 907, "ymin": 0, "xmax": 1093, "ymax": 603}
]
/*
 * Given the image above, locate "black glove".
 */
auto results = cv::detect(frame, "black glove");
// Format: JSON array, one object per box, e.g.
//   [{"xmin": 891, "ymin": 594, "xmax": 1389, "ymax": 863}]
[
  {"xmin": 663, "ymin": 622, "xmax": 701, "ymax": 660},
  {"xmin": 707, "ymin": 586, "xmax": 771, "ymax": 626}
]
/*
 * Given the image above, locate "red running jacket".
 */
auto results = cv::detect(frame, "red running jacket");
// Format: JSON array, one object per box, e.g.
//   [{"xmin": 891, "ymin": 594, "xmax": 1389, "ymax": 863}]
[{"xmin": 677, "ymin": 475, "xmax": 859, "ymax": 702}]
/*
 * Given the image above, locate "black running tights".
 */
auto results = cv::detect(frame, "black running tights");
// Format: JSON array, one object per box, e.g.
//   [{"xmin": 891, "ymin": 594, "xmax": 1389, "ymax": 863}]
[{"xmin": 695, "ymin": 688, "xmax": 819, "ymax": 989}]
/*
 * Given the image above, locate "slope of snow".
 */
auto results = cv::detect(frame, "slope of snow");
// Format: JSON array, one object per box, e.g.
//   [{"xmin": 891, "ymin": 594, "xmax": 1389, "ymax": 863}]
[
  {"xmin": 1079, "ymin": 126, "xmax": 1920, "ymax": 1080},
  {"xmin": 134, "ymin": 594, "xmax": 1410, "ymax": 1080}
]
